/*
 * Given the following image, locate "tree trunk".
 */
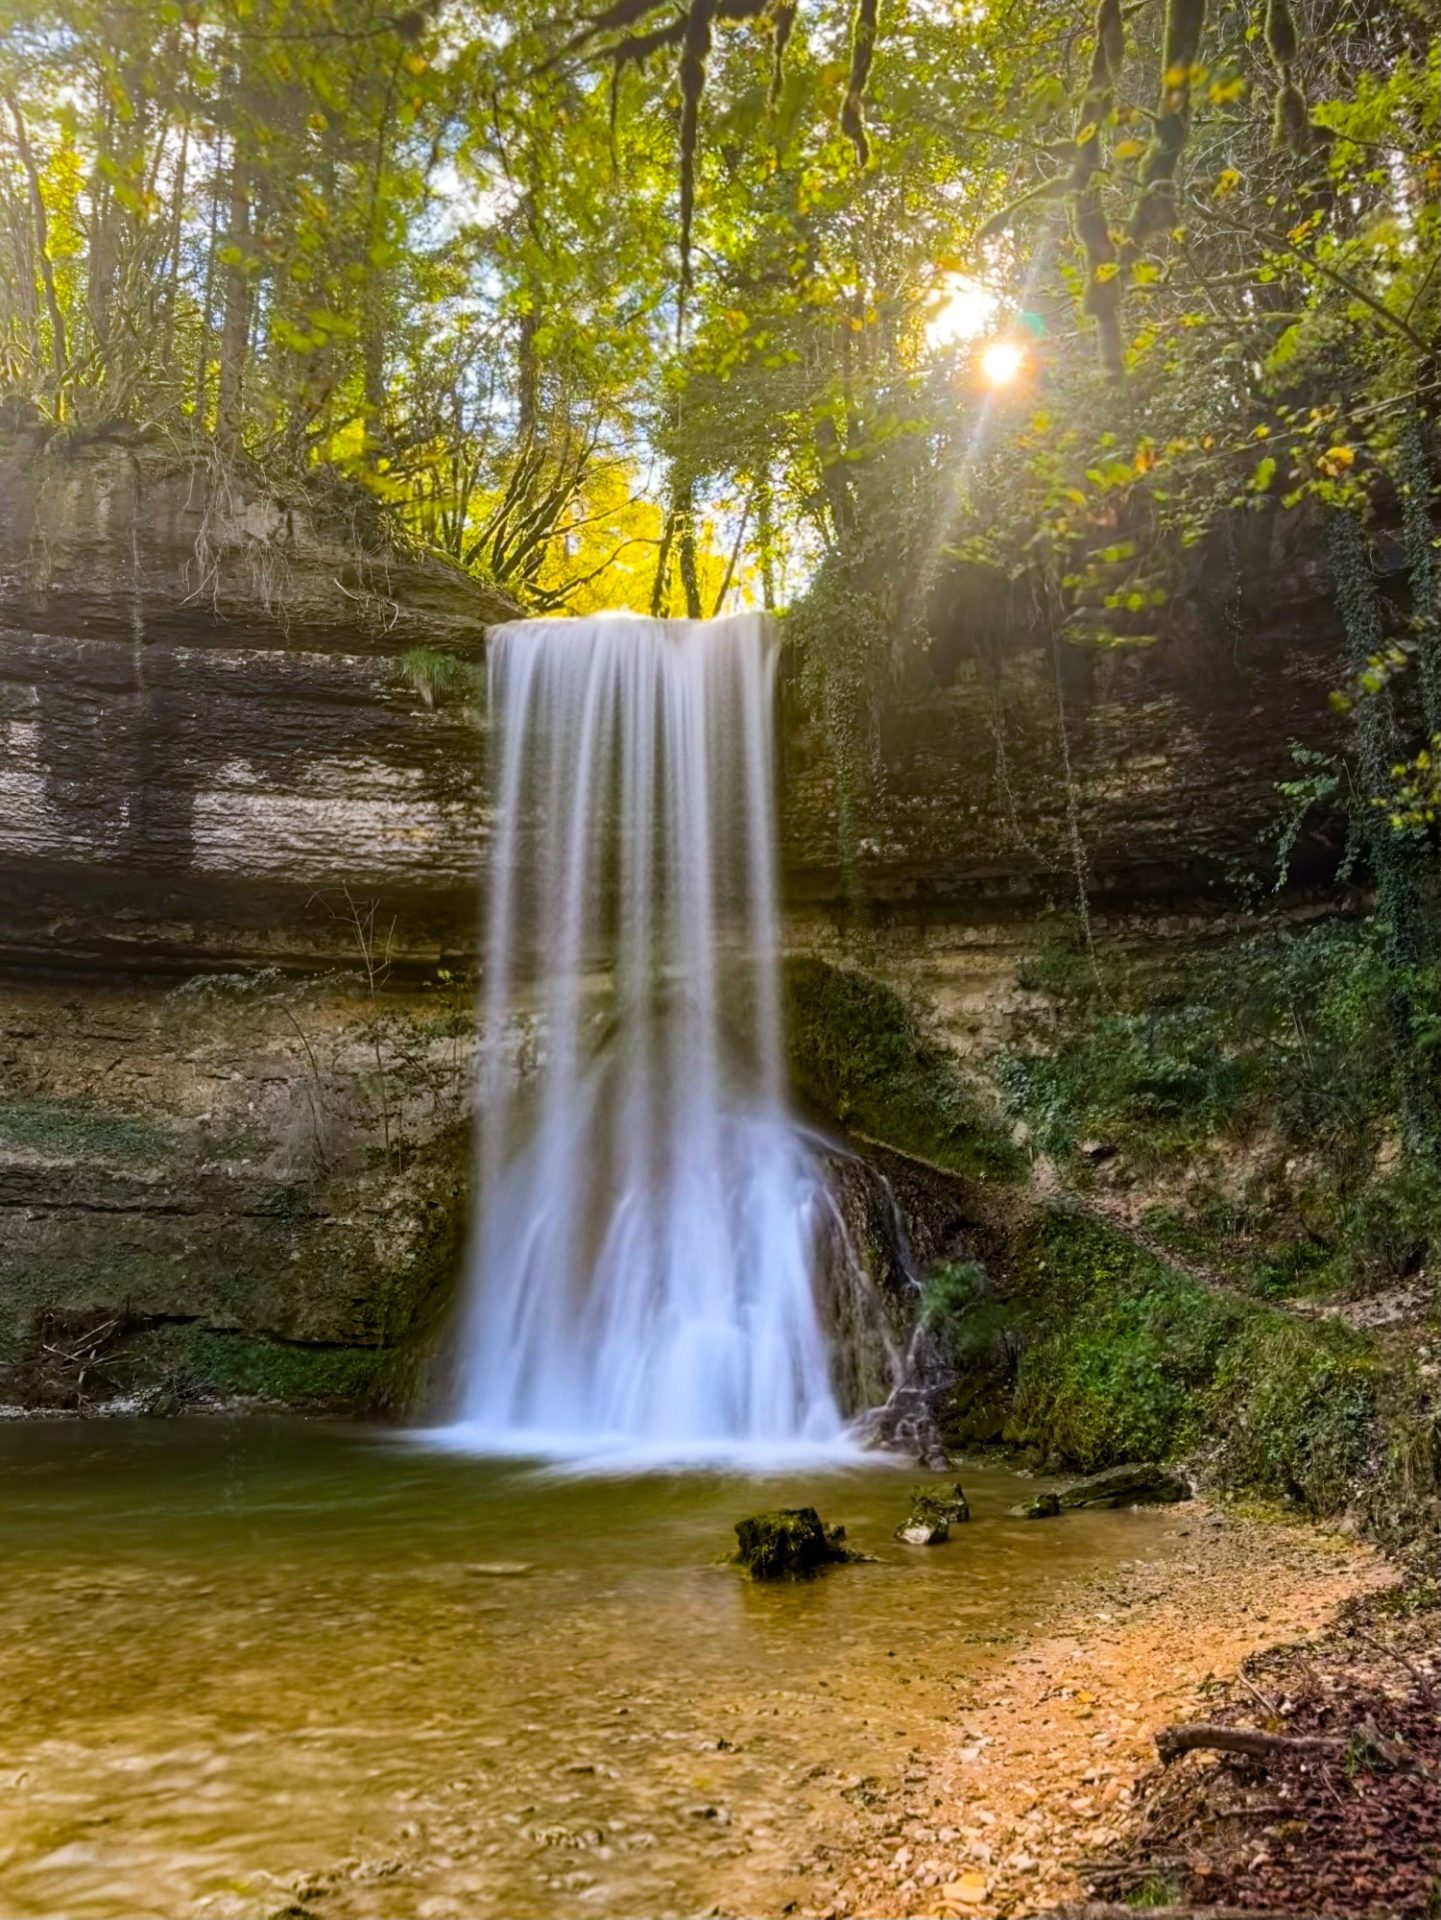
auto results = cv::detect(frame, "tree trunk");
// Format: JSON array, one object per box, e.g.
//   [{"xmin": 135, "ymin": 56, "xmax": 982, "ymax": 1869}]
[
  {"xmin": 677, "ymin": 475, "xmax": 703, "ymax": 619},
  {"xmin": 5, "ymin": 95, "xmax": 68, "ymax": 408}
]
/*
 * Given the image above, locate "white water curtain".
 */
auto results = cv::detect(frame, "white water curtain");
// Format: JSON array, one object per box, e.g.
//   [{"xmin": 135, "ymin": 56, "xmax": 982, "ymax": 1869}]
[{"xmin": 449, "ymin": 613, "xmax": 844, "ymax": 1456}]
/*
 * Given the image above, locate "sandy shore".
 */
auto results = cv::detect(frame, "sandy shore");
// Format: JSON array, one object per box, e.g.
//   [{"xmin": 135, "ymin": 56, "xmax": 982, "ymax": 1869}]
[{"xmin": 803, "ymin": 1502, "xmax": 1393, "ymax": 1918}]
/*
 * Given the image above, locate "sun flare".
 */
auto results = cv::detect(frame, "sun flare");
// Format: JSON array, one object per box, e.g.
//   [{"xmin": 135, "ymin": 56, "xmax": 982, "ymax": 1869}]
[
  {"xmin": 925, "ymin": 274, "xmax": 998, "ymax": 349},
  {"xmin": 979, "ymin": 338, "xmax": 1026, "ymax": 388}
]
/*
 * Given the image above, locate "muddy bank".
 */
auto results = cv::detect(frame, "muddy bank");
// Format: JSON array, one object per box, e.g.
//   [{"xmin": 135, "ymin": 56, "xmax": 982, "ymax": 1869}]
[{"xmin": 806, "ymin": 1502, "xmax": 1393, "ymax": 1919}]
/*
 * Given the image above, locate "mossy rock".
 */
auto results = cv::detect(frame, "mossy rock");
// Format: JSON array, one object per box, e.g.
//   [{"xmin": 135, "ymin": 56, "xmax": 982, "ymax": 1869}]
[
  {"xmin": 1056, "ymin": 1462, "xmax": 1191, "ymax": 1509},
  {"xmin": 732, "ymin": 1507, "xmax": 856, "ymax": 1580},
  {"xmin": 895, "ymin": 1481, "xmax": 970, "ymax": 1543},
  {"xmin": 1011, "ymin": 1490, "xmax": 1062, "ymax": 1519}
]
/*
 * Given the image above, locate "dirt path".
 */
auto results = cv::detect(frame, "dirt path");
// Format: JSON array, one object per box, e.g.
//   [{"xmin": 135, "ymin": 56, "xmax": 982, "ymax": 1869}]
[{"xmin": 804, "ymin": 1505, "xmax": 1393, "ymax": 1919}]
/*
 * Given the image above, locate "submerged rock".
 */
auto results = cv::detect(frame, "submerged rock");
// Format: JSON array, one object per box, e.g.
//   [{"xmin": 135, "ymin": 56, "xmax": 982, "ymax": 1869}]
[
  {"xmin": 1012, "ymin": 1490, "xmax": 1063, "ymax": 1519},
  {"xmin": 1009, "ymin": 1464, "xmax": 1191, "ymax": 1520},
  {"xmin": 732, "ymin": 1508, "xmax": 855, "ymax": 1580},
  {"xmin": 1056, "ymin": 1462, "xmax": 1192, "ymax": 1509},
  {"xmin": 895, "ymin": 1482, "xmax": 970, "ymax": 1544}
]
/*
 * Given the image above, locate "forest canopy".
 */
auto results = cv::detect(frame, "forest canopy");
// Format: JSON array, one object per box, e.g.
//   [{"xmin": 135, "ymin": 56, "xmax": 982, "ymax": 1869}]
[{"xmin": 0, "ymin": 0, "xmax": 1435, "ymax": 670}]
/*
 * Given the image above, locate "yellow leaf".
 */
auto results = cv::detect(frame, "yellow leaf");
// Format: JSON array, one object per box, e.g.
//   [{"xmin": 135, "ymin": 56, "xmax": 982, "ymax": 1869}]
[
  {"xmin": 1114, "ymin": 137, "xmax": 1145, "ymax": 160},
  {"xmin": 1213, "ymin": 167, "xmax": 1242, "ymax": 198}
]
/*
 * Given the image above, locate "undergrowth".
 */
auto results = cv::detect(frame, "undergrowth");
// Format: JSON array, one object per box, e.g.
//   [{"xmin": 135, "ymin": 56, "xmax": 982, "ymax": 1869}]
[
  {"xmin": 998, "ymin": 914, "xmax": 1440, "ymax": 1300},
  {"xmin": 395, "ymin": 647, "xmax": 481, "ymax": 709},
  {"xmin": 978, "ymin": 1211, "xmax": 1422, "ymax": 1526}
]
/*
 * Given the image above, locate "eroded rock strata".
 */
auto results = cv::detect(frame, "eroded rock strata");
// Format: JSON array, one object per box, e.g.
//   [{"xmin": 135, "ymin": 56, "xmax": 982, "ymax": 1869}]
[{"xmin": 0, "ymin": 433, "xmax": 1409, "ymax": 1465}]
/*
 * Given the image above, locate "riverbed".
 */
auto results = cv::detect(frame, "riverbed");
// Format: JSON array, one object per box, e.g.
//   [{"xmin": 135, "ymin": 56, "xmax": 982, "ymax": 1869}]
[{"xmin": 0, "ymin": 1418, "xmax": 1197, "ymax": 1919}]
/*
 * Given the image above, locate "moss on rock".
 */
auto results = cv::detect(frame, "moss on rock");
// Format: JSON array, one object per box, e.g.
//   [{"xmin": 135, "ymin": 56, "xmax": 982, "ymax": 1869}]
[
  {"xmin": 929, "ymin": 1206, "xmax": 1430, "ymax": 1529},
  {"xmin": 784, "ymin": 957, "xmax": 1023, "ymax": 1181},
  {"xmin": 0, "ymin": 1097, "xmax": 174, "ymax": 1163},
  {"xmin": 183, "ymin": 1331, "xmax": 388, "ymax": 1406},
  {"xmin": 732, "ymin": 1508, "xmax": 856, "ymax": 1579}
]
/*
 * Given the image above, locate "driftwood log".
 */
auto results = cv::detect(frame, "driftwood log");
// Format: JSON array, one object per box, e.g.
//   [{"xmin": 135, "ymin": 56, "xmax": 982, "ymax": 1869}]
[{"xmin": 1154, "ymin": 1720, "xmax": 1409, "ymax": 1769}]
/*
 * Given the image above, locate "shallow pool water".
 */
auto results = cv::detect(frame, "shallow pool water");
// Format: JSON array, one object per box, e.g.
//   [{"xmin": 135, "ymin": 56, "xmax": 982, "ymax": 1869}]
[{"xmin": 0, "ymin": 1418, "xmax": 1185, "ymax": 1919}]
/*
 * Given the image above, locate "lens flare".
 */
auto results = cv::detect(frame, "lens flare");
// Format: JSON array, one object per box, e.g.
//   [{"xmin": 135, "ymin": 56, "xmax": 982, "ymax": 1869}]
[
  {"xmin": 926, "ymin": 274, "xmax": 998, "ymax": 348},
  {"xmin": 979, "ymin": 338, "xmax": 1025, "ymax": 388}
]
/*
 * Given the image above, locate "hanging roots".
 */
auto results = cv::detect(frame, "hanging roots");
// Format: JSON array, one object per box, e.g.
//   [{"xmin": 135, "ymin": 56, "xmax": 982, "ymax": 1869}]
[
  {"xmin": 840, "ymin": 0, "xmax": 878, "ymax": 166},
  {"xmin": 1129, "ymin": 0, "xmax": 1204, "ymax": 240},
  {"xmin": 564, "ymin": 0, "xmax": 780, "ymax": 313},
  {"xmin": 678, "ymin": 0, "xmax": 717, "ymax": 298},
  {"xmin": 1263, "ymin": 0, "xmax": 1311, "ymax": 153},
  {"xmin": 1067, "ymin": 0, "xmax": 1126, "ymax": 376},
  {"xmin": 1069, "ymin": 0, "xmax": 1124, "ymax": 192},
  {"xmin": 1264, "ymin": 0, "xmax": 1298, "ymax": 69},
  {"xmin": 1273, "ymin": 77, "xmax": 1310, "ymax": 152},
  {"xmin": 769, "ymin": 0, "xmax": 797, "ymax": 104}
]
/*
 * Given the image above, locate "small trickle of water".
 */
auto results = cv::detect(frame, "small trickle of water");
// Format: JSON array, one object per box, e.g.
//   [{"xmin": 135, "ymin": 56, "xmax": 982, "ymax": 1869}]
[{"xmin": 444, "ymin": 613, "xmax": 848, "ymax": 1461}]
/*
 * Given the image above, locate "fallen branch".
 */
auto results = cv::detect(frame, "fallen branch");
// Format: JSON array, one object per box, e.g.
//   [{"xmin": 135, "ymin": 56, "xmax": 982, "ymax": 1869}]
[
  {"xmin": 1155, "ymin": 1720, "xmax": 1408, "ymax": 1770},
  {"xmin": 1348, "ymin": 1623, "xmax": 1439, "ymax": 1696}
]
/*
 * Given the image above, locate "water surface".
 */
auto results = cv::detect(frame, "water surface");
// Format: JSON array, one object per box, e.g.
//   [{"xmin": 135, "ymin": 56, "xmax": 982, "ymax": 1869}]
[{"xmin": 0, "ymin": 1418, "xmax": 1185, "ymax": 1919}]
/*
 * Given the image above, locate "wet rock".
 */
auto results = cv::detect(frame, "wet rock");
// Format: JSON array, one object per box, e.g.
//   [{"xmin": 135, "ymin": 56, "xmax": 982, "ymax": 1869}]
[
  {"xmin": 1057, "ymin": 1463, "xmax": 1192, "ymax": 1509},
  {"xmin": 896, "ymin": 1482, "xmax": 970, "ymax": 1544},
  {"xmin": 464, "ymin": 1561, "xmax": 534, "ymax": 1577},
  {"xmin": 857, "ymin": 1383, "xmax": 952, "ymax": 1471},
  {"xmin": 898, "ymin": 1517, "xmax": 948, "ymax": 1546},
  {"xmin": 732, "ymin": 1507, "xmax": 855, "ymax": 1579},
  {"xmin": 1011, "ymin": 1491, "xmax": 1062, "ymax": 1519}
]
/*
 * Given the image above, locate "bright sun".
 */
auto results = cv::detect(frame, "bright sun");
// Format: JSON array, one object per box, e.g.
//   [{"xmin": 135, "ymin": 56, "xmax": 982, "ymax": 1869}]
[
  {"xmin": 979, "ymin": 339, "xmax": 1026, "ymax": 388},
  {"xmin": 925, "ymin": 273, "xmax": 998, "ymax": 349}
]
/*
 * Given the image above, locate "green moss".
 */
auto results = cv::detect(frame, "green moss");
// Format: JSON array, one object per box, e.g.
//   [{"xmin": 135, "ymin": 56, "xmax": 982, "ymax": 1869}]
[
  {"xmin": 1006, "ymin": 1215, "xmax": 1236, "ymax": 1469},
  {"xmin": 183, "ymin": 1331, "xmax": 386, "ymax": 1406},
  {"xmin": 396, "ymin": 647, "xmax": 480, "ymax": 708},
  {"xmin": 784, "ymin": 957, "xmax": 1023, "ymax": 1181},
  {"xmin": 1207, "ymin": 1316, "xmax": 1379, "ymax": 1513},
  {"xmin": 970, "ymin": 1208, "xmax": 1418, "ymax": 1521},
  {"xmin": 0, "ymin": 1097, "xmax": 174, "ymax": 1163},
  {"xmin": 732, "ymin": 1507, "xmax": 855, "ymax": 1579},
  {"xmin": 999, "ymin": 917, "xmax": 1440, "ymax": 1300}
]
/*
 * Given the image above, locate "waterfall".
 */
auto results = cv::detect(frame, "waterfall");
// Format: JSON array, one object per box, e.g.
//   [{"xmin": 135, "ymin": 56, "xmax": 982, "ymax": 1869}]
[{"xmin": 445, "ymin": 612, "xmax": 849, "ymax": 1460}]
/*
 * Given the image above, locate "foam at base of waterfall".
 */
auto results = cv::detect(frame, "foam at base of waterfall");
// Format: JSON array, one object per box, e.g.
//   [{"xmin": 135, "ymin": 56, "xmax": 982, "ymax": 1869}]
[{"xmin": 415, "ymin": 1424, "xmax": 875, "ymax": 1476}]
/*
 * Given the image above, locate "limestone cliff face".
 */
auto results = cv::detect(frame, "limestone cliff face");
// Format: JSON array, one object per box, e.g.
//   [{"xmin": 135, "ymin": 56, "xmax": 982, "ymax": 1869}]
[
  {"xmin": 0, "ymin": 434, "xmax": 1351, "ymax": 1411},
  {"xmin": 0, "ymin": 432, "xmax": 506, "ymax": 1406},
  {"xmin": 0, "ymin": 429, "xmax": 510, "ymax": 969},
  {"xmin": 782, "ymin": 515, "xmax": 1350, "ymax": 919}
]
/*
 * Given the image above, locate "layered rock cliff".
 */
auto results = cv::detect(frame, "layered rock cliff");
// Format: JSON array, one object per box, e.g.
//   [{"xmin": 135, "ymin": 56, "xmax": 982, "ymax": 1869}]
[{"xmin": 0, "ymin": 430, "xmax": 1355, "ymax": 1413}]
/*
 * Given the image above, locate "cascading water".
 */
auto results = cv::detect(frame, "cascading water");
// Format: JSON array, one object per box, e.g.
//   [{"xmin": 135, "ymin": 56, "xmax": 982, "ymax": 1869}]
[{"xmin": 444, "ymin": 612, "xmax": 851, "ymax": 1460}]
